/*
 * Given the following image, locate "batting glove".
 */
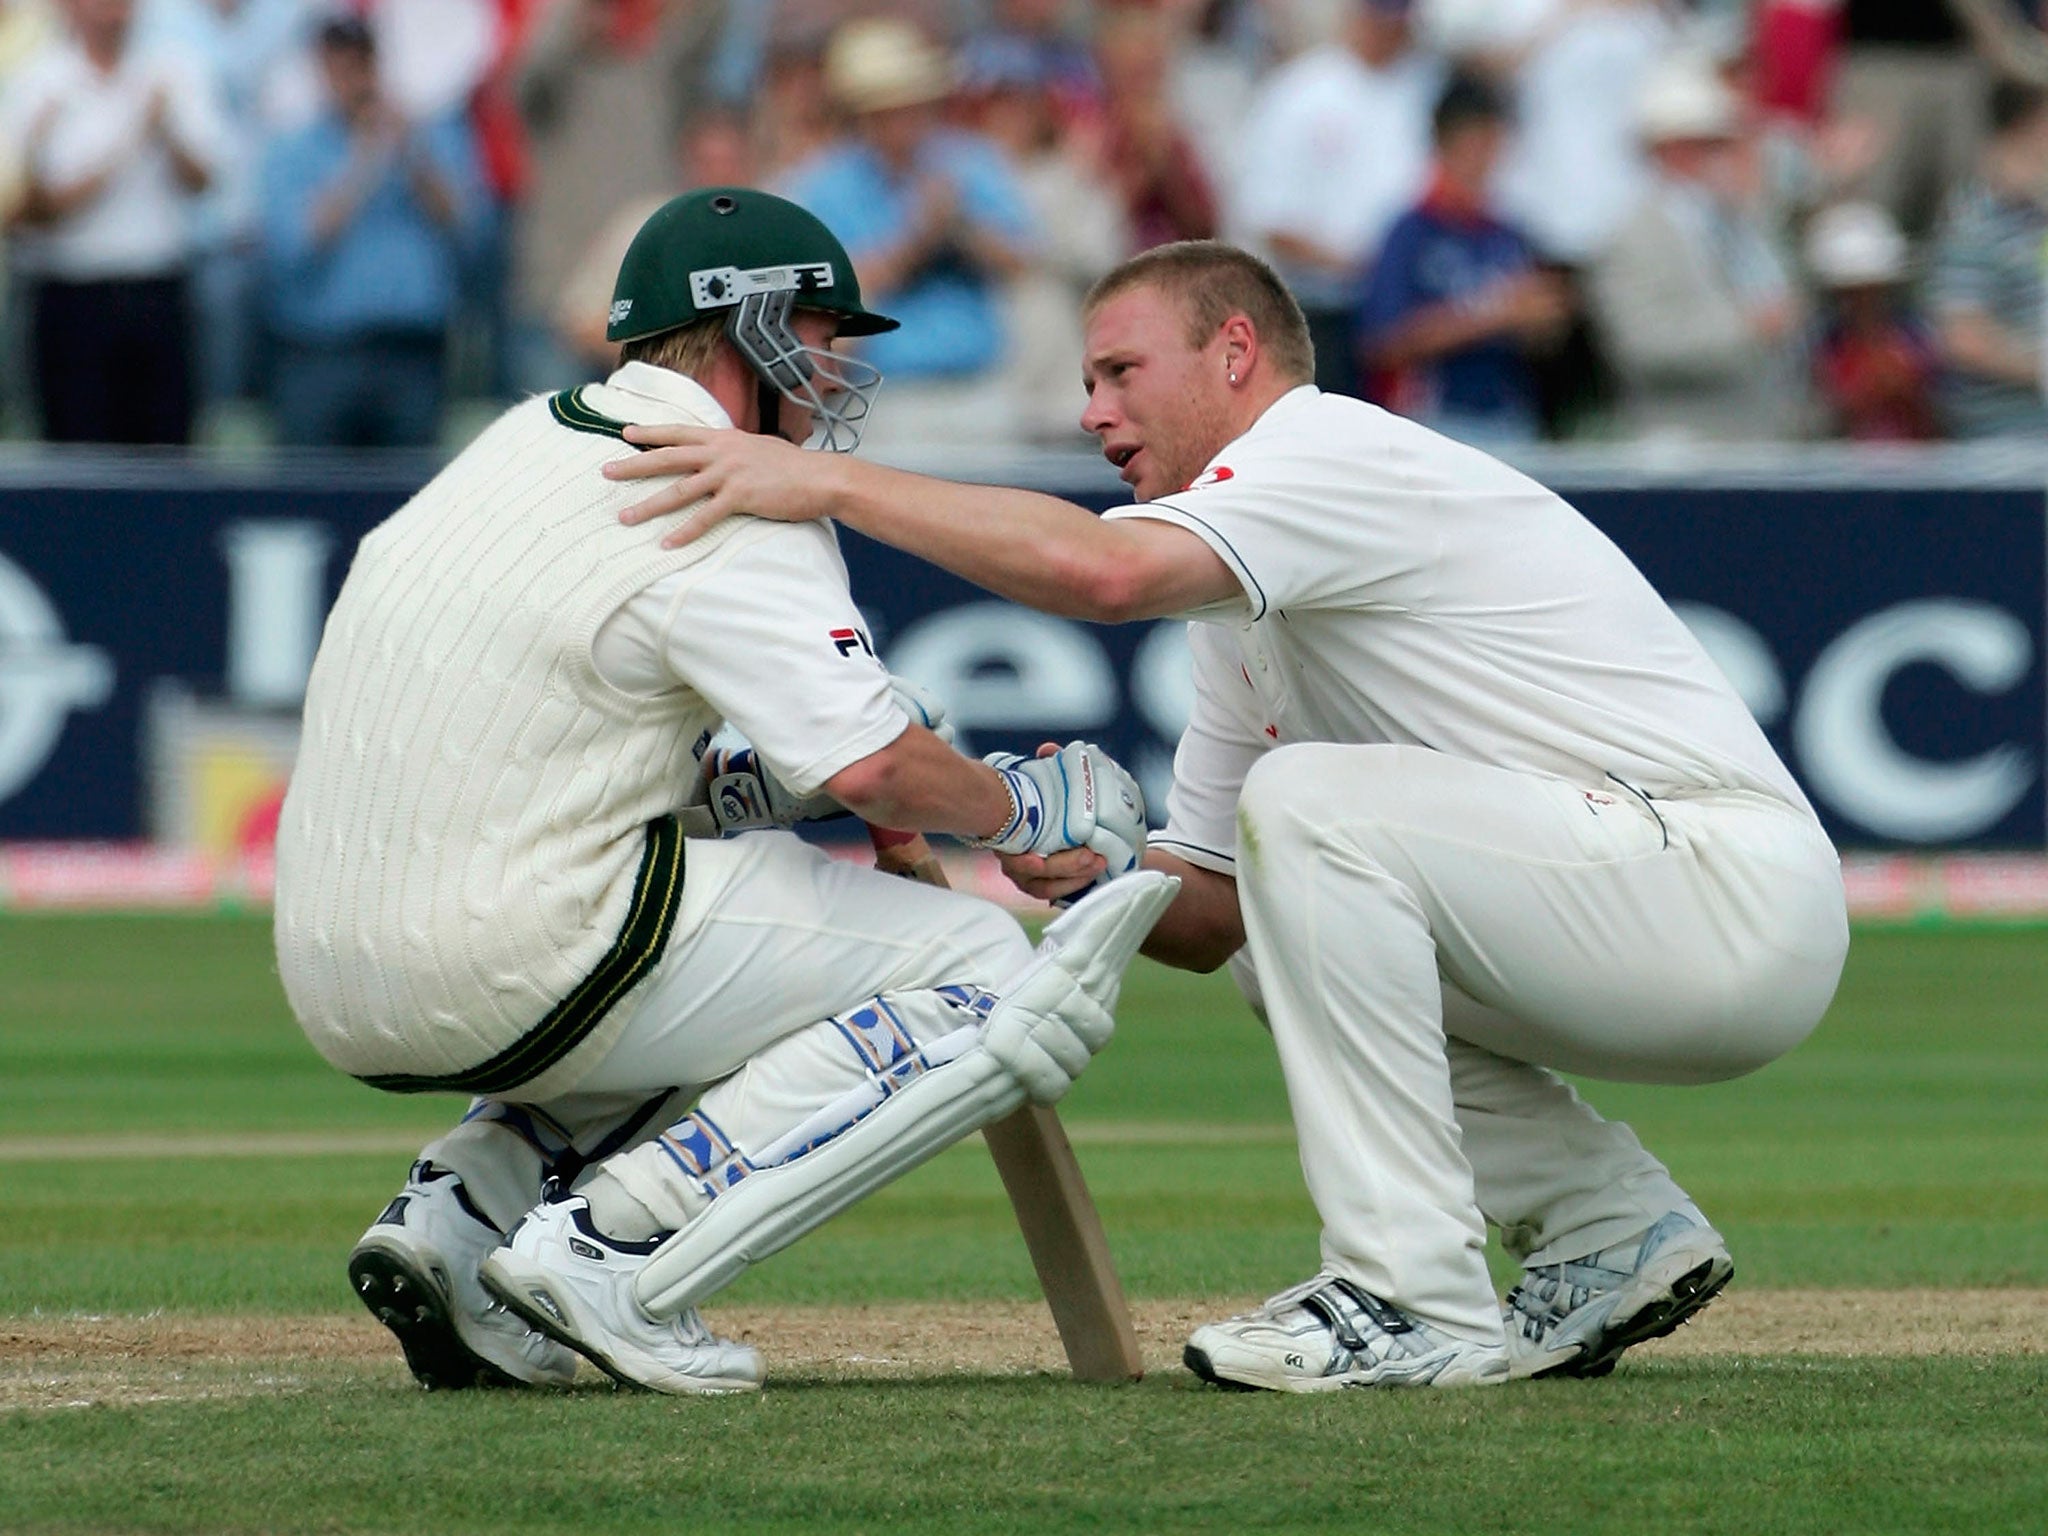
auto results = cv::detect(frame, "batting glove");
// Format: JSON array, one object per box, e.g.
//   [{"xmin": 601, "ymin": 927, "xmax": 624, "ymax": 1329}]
[
  {"xmin": 889, "ymin": 674, "xmax": 955, "ymax": 746},
  {"xmin": 701, "ymin": 676, "xmax": 948, "ymax": 834},
  {"xmin": 700, "ymin": 745, "xmax": 843, "ymax": 833},
  {"xmin": 970, "ymin": 741, "xmax": 1147, "ymax": 877}
]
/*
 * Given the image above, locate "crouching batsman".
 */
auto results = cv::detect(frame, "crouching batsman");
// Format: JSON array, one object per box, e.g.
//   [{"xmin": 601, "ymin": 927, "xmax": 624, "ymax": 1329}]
[{"xmin": 272, "ymin": 188, "xmax": 1173, "ymax": 1395}]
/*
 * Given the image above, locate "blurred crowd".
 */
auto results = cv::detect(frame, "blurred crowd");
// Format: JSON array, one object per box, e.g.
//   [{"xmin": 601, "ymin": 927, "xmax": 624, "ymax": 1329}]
[{"xmin": 6, "ymin": 0, "xmax": 2048, "ymax": 452}]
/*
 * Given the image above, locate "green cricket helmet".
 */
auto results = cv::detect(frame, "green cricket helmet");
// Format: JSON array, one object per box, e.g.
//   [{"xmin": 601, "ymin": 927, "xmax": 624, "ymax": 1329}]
[{"xmin": 608, "ymin": 186, "xmax": 898, "ymax": 452}]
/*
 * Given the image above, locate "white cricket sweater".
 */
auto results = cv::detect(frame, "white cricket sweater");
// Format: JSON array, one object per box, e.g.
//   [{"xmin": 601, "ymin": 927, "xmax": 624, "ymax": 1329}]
[{"xmin": 275, "ymin": 379, "xmax": 737, "ymax": 1098}]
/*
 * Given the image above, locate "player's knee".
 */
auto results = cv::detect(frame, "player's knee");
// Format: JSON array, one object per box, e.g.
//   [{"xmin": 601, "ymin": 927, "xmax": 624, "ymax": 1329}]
[
  {"xmin": 1238, "ymin": 743, "xmax": 1363, "ymax": 856},
  {"xmin": 952, "ymin": 898, "xmax": 1034, "ymax": 978},
  {"xmin": 1240, "ymin": 742, "xmax": 1447, "ymax": 846}
]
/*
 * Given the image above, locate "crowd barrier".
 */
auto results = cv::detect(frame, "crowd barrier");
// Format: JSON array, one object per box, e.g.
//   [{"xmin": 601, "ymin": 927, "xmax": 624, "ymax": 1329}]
[{"xmin": 1, "ymin": 444, "xmax": 2042, "ymax": 897}]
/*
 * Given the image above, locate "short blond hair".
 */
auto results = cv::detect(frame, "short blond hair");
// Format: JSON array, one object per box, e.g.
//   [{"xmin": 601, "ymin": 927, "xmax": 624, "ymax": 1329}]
[
  {"xmin": 619, "ymin": 314, "xmax": 728, "ymax": 378},
  {"xmin": 1084, "ymin": 242, "xmax": 1315, "ymax": 384}
]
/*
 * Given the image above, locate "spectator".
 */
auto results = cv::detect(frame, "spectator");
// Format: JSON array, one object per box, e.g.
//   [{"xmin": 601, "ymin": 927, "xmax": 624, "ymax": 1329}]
[
  {"xmin": 1589, "ymin": 54, "xmax": 1803, "ymax": 442},
  {"xmin": 0, "ymin": 0, "xmax": 48, "ymax": 86},
  {"xmin": 965, "ymin": 41, "xmax": 1129, "ymax": 441},
  {"xmin": 261, "ymin": 0, "xmax": 500, "ymax": 131},
  {"xmin": 1357, "ymin": 72, "xmax": 1568, "ymax": 448},
  {"xmin": 463, "ymin": 0, "xmax": 546, "ymax": 401},
  {"xmin": 2, "ymin": 0, "xmax": 225, "ymax": 444},
  {"xmin": 257, "ymin": 16, "xmax": 481, "ymax": 447},
  {"xmin": 508, "ymin": 0, "xmax": 724, "ymax": 392},
  {"xmin": 1492, "ymin": 0, "xmax": 1672, "ymax": 268},
  {"xmin": 755, "ymin": 35, "xmax": 834, "ymax": 180},
  {"xmin": 1926, "ymin": 79, "xmax": 2048, "ymax": 441},
  {"xmin": 140, "ymin": 0, "xmax": 310, "ymax": 411},
  {"xmin": 1806, "ymin": 198, "xmax": 1938, "ymax": 442},
  {"xmin": 1667, "ymin": 10, "xmax": 1876, "ymax": 257},
  {"xmin": 1152, "ymin": 0, "xmax": 1265, "ymax": 201},
  {"xmin": 0, "ymin": 0, "xmax": 54, "ymax": 353},
  {"xmin": 1230, "ymin": 0, "xmax": 1441, "ymax": 397},
  {"xmin": 959, "ymin": 0, "xmax": 1101, "ymax": 124},
  {"xmin": 1829, "ymin": 0, "xmax": 1985, "ymax": 242},
  {"xmin": 781, "ymin": 16, "xmax": 1039, "ymax": 453},
  {"xmin": 552, "ymin": 106, "xmax": 755, "ymax": 375},
  {"xmin": 1094, "ymin": 5, "xmax": 1218, "ymax": 250}
]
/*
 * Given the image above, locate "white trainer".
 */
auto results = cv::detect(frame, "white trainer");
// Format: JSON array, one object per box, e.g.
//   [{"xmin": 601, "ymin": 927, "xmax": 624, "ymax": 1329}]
[
  {"xmin": 348, "ymin": 1160, "xmax": 579, "ymax": 1390},
  {"xmin": 1503, "ymin": 1210, "xmax": 1734, "ymax": 1380},
  {"xmin": 1185, "ymin": 1275, "xmax": 1508, "ymax": 1393},
  {"xmin": 480, "ymin": 1196, "xmax": 763, "ymax": 1395}
]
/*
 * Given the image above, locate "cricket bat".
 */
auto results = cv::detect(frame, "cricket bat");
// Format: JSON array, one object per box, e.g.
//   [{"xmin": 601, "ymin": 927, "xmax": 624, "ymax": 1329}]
[{"xmin": 866, "ymin": 823, "xmax": 1145, "ymax": 1383}]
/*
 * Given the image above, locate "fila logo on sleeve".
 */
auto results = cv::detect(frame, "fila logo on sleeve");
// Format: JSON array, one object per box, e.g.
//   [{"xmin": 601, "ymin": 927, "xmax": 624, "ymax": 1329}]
[{"xmin": 830, "ymin": 626, "xmax": 876, "ymax": 659}]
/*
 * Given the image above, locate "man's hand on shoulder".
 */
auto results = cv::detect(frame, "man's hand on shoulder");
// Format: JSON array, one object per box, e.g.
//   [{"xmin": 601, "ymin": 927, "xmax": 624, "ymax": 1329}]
[{"xmin": 608, "ymin": 424, "xmax": 847, "ymax": 549}]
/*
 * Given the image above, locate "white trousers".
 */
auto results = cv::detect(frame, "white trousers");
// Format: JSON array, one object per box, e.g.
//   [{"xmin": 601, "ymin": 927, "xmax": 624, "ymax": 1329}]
[
  {"xmin": 1233, "ymin": 744, "xmax": 1849, "ymax": 1345},
  {"xmin": 424, "ymin": 830, "xmax": 1032, "ymax": 1230}
]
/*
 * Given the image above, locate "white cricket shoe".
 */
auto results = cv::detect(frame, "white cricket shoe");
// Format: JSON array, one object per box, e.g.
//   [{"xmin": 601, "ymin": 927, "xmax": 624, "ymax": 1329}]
[
  {"xmin": 480, "ymin": 1196, "xmax": 763, "ymax": 1395},
  {"xmin": 1503, "ymin": 1209, "xmax": 1734, "ymax": 1380},
  {"xmin": 348, "ymin": 1160, "xmax": 579, "ymax": 1390},
  {"xmin": 1185, "ymin": 1275, "xmax": 1508, "ymax": 1393}
]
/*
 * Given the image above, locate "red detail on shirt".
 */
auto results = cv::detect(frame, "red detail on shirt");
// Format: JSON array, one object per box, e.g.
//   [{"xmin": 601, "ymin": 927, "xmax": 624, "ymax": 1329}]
[
  {"xmin": 1754, "ymin": 0, "xmax": 1841, "ymax": 124},
  {"xmin": 1264, "ymin": 725, "xmax": 1279, "ymax": 739},
  {"xmin": 1185, "ymin": 465, "xmax": 1235, "ymax": 491},
  {"xmin": 1417, "ymin": 168, "xmax": 1492, "ymax": 229},
  {"xmin": 470, "ymin": 0, "xmax": 543, "ymax": 200},
  {"xmin": 1814, "ymin": 317, "xmax": 1940, "ymax": 442}
]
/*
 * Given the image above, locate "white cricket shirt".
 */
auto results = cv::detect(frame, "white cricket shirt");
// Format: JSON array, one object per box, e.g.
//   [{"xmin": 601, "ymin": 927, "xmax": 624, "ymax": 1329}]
[
  {"xmin": 2, "ymin": 36, "xmax": 226, "ymax": 279},
  {"xmin": 1230, "ymin": 45, "xmax": 1439, "ymax": 308},
  {"xmin": 1105, "ymin": 387, "xmax": 1814, "ymax": 875}
]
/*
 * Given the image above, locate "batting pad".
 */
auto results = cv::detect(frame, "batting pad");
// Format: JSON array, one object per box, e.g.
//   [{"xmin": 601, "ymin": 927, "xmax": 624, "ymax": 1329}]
[
  {"xmin": 630, "ymin": 871, "xmax": 1181, "ymax": 1319},
  {"xmin": 632, "ymin": 1036, "xmax": 1027, "ymax": 1317}
]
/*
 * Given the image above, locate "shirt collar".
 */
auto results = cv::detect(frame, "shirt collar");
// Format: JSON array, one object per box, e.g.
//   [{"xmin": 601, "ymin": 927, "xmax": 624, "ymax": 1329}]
[
  {"xmin": 590, "ymin": 361, "xmax": 735, "ymax": 428},
  {"xmin": 1254, "ymin": 384, "xmax": 1321, "ymax": 431},
  {"xmin": 1182, "ymin": 385, "xmax": 1318, "ymax": 489},
  {"xmin": 1419, "ymin": 169, "xmax": 1492, "ymax": 227}
]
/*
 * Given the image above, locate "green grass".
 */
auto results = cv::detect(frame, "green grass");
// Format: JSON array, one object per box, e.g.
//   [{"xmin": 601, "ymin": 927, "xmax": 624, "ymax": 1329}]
[
  {"xmin": 2, "ymin": 917, "xmax": 2046, "ymax": 1533},
  {"xmin": 4, "ymin": 1360, "xmax": 2044, "ymax": 1536},
  {"xmin": 4, "ymin": 918, "xmax": 2044, "ymax": 1305}
]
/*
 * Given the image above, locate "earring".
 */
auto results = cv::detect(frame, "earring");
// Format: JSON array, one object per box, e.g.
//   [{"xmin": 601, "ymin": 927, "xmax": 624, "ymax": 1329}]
[{"xmin": 1228, "ymin": 371, "xmax": 1238, "ymax": 385}]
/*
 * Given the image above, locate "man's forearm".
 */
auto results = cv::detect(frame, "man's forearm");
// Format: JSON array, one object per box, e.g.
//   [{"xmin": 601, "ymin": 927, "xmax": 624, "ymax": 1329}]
[
  {"xmin": 1265, "ymin": 230, "xmax": 1350, "ymax": 278},
  {"xmin": 409, "ymin": 157, "xmax": 461, "ymax": 229},
  {"xmin": 825, "ymin": 724, "xmax": 1015, "ymax": 838},
  {"xmin": 833, "ymin": 457, "xmax": 1137, "ymax": 619},
  {"xmin": 1940, "ymin": 310, "xmax": 2040, "ymax": 387},
  {"xmin": 1137, "ymin": 851, "xmax": 1242, "ymax": 972},
  {"xmin": 18, "ymin": 166, "xmax": 114, "ymax": 224},
  {"xmin": 958, "ymin": 223, "xmax": 1032, "ymax": 280},
  {"xmin": 162, "ymin": 133, "xmax": 212, "ymax": 193},
  {"xmin": 1364, "ymin": 300, "xmax": 1512, "ymax": 370}
]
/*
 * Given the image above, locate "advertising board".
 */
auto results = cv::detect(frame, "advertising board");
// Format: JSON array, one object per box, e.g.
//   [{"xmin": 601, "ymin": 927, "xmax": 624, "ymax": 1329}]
[{"xmin": 0, "ymin": 462, "xmax": 2040, "ymax": 856}]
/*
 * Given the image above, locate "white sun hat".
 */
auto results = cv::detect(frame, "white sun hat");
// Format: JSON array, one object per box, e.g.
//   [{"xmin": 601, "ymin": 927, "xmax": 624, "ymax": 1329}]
[{"xmin": 1806, "ymin": 201, "xmax": 1909, "ymax": 287}]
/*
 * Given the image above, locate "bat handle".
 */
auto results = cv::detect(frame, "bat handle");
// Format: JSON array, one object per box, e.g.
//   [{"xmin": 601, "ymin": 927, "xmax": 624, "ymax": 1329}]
[
  {"xmin": 867, "ymin": 823, "xmax": 924, "ymax": 854},
  {"xmin": 867, "ymin": 823, "xmax": 948, "ymax": 885}
]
